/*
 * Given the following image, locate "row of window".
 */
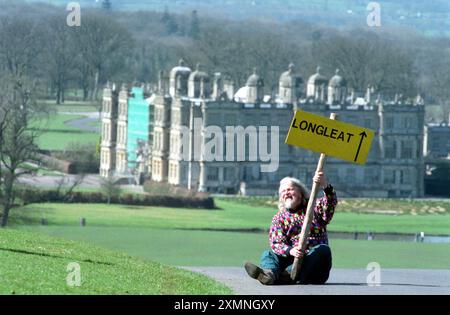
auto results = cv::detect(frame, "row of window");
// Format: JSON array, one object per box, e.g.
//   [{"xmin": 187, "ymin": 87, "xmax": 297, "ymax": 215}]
[
  {"xmin": 172, "ymin": 110, "xmax": 181, "ymax": 125},
  {"xmin": 153, "ymin": 162, "xmax": 415, "ymax": 187},
  {"xmin": 103, "ymin": 101, "xmax": 112, "ymax": 114},
  {"xmin": 170, "ymin": 134, "xmax": 181, "ymax": 155},
  {"xmin": 162, "ymin": 165, "xmax": 389, "ymax": 184},
  {"xmin": 102, "ymin": 123, "xmax": 112, "ymax": 142},
  {"xmin": 315, "ymin": 168, "xmax": 412, "ymax": 185},
  {"xmin": 166, "ymin": 165, "xmax": 238, "ymax": 182},
  {"xmin": 101, "ymin": 150, "xmax": 129, "ymax": 170},
  {"xmin": 388, "ymin": 190, "xmax": 414, "ymax": 198},
  {"xmin": 429, "ymin": 137, "xmax": 450, "ymax": 149},
  {"xmin": 384, "ymin": 139, "xmax": 417, "ymax": 159},
  {"xmin": 156, "ymin": 111, "xmax": 420, "ymax": 136},
  {"xmin": 385, "ymin": 169, "xmax": 413, "ymax": 185},
  {"xmin": 165, "ymin": 131, "xmax": 280, "ymax": 160},
  {"xmin": 161, "ymin": 136, "xmax": 418, "ymax": 161},
  {"xmin": 287, "ymin": 167, "xmax": 414, "ymax": 186},
  {"xmin": 152, "ymin": 160, "xmax": 163, "ymax": 178},
  {"xmin": 384, "ymin": 116, "xmax": 415, "ymax": 130},
  {"xmin": 116, "ymin": 152, "xmax": 126, "ymax": 172},
  {"xmin": 165, "ymin": 165, "xmax": 238, "ymax": 182},
  {"xmin": 100, "ymin": 149, "xmax": 111, "ymax": 165},
  {"xmin": 154, "ymin": 107, "xmax": 166, "ymax": 122},
  {"xmin": 106, "ymin": 128, "xmax": 418, "ymax": 162},
  {"xmin": 169, "ymin": 163, "xmax": 179, "ymax": 181},
  {"xmin": 118, "ymin": 101, "xmax": 127, "ymax": 117},
  {"xmin": 109, "ymin": 103, "xmax": 416, "ymax": 136},
  {"xmin": 117, "ymin": 124, "xmax": 127, "ymax": 145},
  {"xmin": 206, "ymin": 167, "xmax": 237, "ymax": 181},
  {"xmin": 154, "ymin": 131, "xmax": 164, "ymax": 151}
]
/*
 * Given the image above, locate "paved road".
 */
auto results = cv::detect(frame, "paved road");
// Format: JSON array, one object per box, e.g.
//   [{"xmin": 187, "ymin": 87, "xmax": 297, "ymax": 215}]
[
  {"xmin": 18, "ymin": 174, "xmax": 103, "ymax": 189},
  {"xmin": 18, "ymin": 174, "xmax": 145, "ymax": 194},
  {"xmin": 60, "ymin": 111, "xmax": 100, "ymax": 133},
  {"xmin": 183, "ymin": 267, "xmax": 450, "ymax": 295}
]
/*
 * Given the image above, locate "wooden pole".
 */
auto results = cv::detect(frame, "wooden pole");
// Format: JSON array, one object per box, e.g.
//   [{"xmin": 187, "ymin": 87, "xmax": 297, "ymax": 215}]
[{"xmin": 290, "ymin": 112, "xmax": 337, "ymax": 281}]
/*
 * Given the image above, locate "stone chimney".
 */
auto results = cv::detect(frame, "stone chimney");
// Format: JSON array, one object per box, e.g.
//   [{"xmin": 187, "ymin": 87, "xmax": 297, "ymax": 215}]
[
  {"xmin": 365, "ymin": 86, "xmax": 371, "ymax": 103},
  {"xmin": 212, "ymin": 72, "xmax": 222, "ymax": 100},
  {"xmin": 223, "ymin": 79, "xmax": 235, "ymax": 101}
]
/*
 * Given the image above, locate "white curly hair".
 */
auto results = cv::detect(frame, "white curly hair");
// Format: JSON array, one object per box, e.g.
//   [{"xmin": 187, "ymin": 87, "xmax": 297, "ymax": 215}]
[{"xmin": 277, "ymin": 177, "xmax": 309, "ymax": 210}]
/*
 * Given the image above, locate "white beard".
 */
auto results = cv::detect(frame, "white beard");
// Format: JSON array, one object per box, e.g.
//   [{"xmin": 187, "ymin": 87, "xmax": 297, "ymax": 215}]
[{"xmin": 284, "ymin": 198, "xmax": 293, "ymax": 211}]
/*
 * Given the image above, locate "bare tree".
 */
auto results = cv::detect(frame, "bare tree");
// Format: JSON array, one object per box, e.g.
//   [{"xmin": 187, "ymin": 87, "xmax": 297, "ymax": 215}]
[
  {"xmin": 0, "ymin": 17, "xmax": 43, "ymax": 78},
  {"xmin": 0, "ymin": 77, "xmax": 43, "ymax": 227},
  {"xmin": 44, "ymin": 14, "xmax": 80, "ymax": 104},
  {"xmin": 419, "ymin": 47, "xmax": 450, "ymax": 123},
  {"xmin": 73, "ymin": 13, "xmax": 134, "ymax": 101},
  {"xmin": 311, "ymin": 32, "xmax": 417, "ymax": 97},
  {"xmin": 0, "ymin": 103, "xmax": 9, "ymax": 207},
  {"xmin": 101, "ymin": 177, "xmax": 122, "ymax": 205},
  {"xmin": 0, "ymin": 15, "xmax": 48, "ymax": 227}
]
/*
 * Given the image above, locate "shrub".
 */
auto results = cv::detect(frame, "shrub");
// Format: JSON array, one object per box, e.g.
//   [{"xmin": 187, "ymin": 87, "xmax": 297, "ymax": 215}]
[
  {"xmin": 36, "ymin": 153, "xmax": 75, "ymax": 174},
  {"xmin": 16, "ymin": 188, "xmax": 215, "ymax": 209},
  {"xmin": 143, "ymin": 180, "xmax": 209, "ymax": 199},
  {"xmin": 53, "ymin": 142, "xmax": 100, "ymax": 174}
]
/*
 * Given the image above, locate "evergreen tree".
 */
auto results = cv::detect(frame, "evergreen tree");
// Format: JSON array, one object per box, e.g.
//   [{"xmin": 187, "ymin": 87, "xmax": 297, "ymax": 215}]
[
  {"xmin": 161, "ymin": 6, "xmax": 170, "ymax": 24},
  {"xmin": 161, "ymin": 6, "xmax": 178, "ymax": 35},
  {"xmin": 189, "ymin": 10, "xmax": 200, "ymax": 40},
  {"xmin": 102, "ymin": 0, "xmax": 112, "ymax": 11},
  {"xmin": 167, "ymin": 18, "xmax": 178, "ymax": 35}
]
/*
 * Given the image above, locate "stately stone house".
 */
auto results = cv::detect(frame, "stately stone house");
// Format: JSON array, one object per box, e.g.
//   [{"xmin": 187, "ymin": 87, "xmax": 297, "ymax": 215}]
[
  {"xmin": 100, "ymin": 60, "xmax": 425, "ymax": 197},
  {"xmin": 424, "ymin": 122, "xmax": 450, "ymax": 158}
]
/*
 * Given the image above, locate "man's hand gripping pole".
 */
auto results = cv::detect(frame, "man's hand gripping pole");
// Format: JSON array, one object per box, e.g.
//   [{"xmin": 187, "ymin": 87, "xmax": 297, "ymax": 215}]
[{"xmin": 290, "ymin": 113, "xmax": 337, "ymax": 282}]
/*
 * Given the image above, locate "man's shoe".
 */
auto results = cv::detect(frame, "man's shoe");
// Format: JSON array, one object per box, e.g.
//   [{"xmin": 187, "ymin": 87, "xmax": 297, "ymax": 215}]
[
  {"xmin": 244, "ymin": 262, "xmax": 276, "ymax": 285},
  {"xmin": 277, "ymin": 270, "xmax": 293, "ymax": 285}
]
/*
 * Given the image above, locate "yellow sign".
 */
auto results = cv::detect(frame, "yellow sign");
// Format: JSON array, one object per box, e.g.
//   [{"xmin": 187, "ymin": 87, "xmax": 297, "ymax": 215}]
[{"xmin": 285, "ymin": 110, "xmax": 375, "ymax": 165}]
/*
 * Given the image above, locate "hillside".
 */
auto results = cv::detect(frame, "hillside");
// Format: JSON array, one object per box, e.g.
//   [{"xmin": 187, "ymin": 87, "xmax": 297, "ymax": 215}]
[
  {"xmin": 23, "ymin": 0, "xmax": 450, "ymax": 36},
  {"xmin": 0, "ymin": 228, "xmax": 232, "ymax": 294}
]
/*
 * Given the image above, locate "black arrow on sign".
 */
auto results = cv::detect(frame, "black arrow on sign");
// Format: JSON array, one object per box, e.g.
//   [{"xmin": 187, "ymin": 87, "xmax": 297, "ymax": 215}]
[{"xmin": 354, "ymin": 131, "xmax": 367, "ymax": 162}]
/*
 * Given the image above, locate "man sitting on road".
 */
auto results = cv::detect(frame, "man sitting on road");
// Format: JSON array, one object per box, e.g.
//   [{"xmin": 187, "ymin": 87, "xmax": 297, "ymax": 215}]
[{"xmin": 244, "ymin": 171, "xmax": 337, "ymax": 285}]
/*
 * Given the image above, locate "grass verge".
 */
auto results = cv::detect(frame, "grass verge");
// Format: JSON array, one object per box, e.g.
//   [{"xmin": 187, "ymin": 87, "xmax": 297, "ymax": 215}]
[
  {"xmin": 220, "ymin": 196, "xmax": 450, "ymax": 215},
  {"xmin": 10, "ymin": 199, "xmax": 450, "ymax": 235},
  {"xmin": 30, "ymin": 114, "xmax": 99, "ymax": 151},
  {"xmin": 18, "ymin": 226, "xmax": 450, "ymax": 269},
  {"xmin": 0, "ymin": 228, "xmax": 232, "ymax": 294}
]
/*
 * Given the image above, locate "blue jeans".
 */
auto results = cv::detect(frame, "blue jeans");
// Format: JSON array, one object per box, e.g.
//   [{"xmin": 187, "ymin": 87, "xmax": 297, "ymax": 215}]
[{"xmin": 260, "ymin": 244, "xmax": 332, "ymax": 284}]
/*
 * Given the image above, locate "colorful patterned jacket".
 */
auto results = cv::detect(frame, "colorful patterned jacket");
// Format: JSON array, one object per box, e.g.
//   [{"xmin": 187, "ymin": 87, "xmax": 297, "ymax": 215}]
[{"xmin": 269, "ymin": 184, "xmax": 337, "ymax": 257}]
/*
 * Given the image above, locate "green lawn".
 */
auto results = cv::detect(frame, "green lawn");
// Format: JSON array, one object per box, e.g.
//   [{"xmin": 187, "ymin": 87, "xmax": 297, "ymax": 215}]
[
  {"xmin": 20, "ymin": 162, "xmax": 64, "ymax": 176},
  {"xmin": 30, "ymin": 114, "xmax": 99, "ymax": 151},
  {"xmin": 8, "ymin": 198, "xmax": 450, "ymax": 272},
  {"xmin": 11, "ymin": 199, "xmax": 450, "ymax": 235},
  {"xmin": 87, "ymin": 120, "xmax": 101, "ymax": 128},
  {"xmin": 54, "ymin": 104, "xmax": 99, "ymax": 113},
  {"xmin": 38, "ymin": 100, "xmax": 99, "ymax": 113},
  {"xmin": 18, "ymin": 226, "xmax": 450, "ymax": 270},
  {"xmin": 0, "ymin": 228, "xmax": 232, "ymax": 294},
  {"xmin": 223, "ymin": 196, "xmax": 450, "ymax": 215}
]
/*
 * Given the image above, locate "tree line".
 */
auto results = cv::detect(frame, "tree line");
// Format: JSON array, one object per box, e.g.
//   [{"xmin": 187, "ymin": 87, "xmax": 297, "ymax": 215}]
[
  {"xmin": 0, "ymin": 1, "xmax": 449, "ymax": 115},
  {"xmin": 1, "ymin": 0, "xmax": 450, "ymax": 227}
]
